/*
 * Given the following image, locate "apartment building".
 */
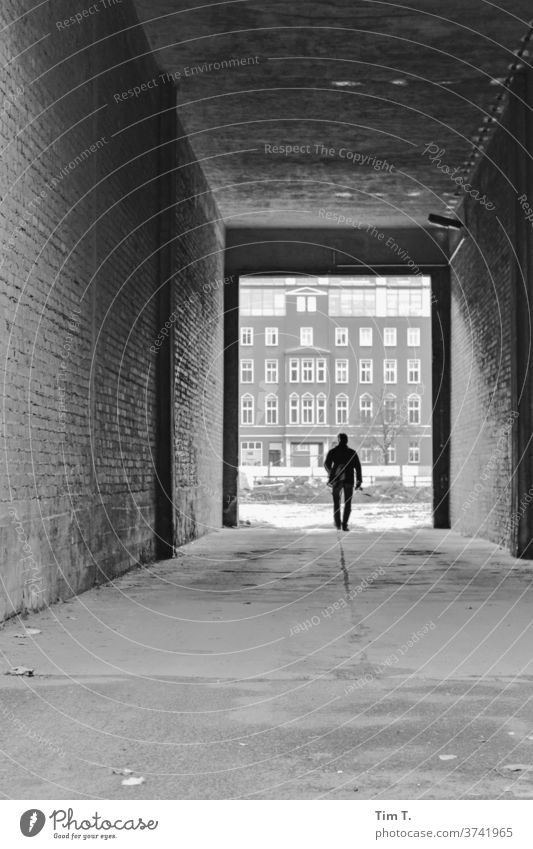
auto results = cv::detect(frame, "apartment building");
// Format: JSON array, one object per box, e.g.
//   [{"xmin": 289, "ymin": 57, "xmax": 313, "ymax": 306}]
[{"xmin": 239, "ymin": 275, "xmax": 432, "ymax": 473}]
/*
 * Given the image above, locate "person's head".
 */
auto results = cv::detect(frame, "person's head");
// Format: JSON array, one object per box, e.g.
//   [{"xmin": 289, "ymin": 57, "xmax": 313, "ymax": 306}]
[{"xmin": 337, "ymin": 433, "xmax": 348, "ymax": 446}]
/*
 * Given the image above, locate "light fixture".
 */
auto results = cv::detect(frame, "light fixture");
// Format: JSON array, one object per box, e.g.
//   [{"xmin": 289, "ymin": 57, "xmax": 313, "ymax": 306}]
[
  {"xmin": 428, "ymin": 213, "xmax": 463, "ymax": 228},
  {"xmin": 331, "ymin": 80, "xmax": 362, "ymax": 87}
]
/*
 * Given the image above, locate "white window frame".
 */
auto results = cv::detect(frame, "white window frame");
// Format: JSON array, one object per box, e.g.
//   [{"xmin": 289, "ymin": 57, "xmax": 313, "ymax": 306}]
[
  {"xmin": 296, "ymin": 296, "xmax": 306, "ymax": 312},
  {"xmin": 316, "ymin": 358, "xmax": 327, "ymax": 383},
  {"xmin": 408, "ymin": 441, "xmax": 420, "ymax": 463},
  {"xmin": 301, "ymin": 359, "xmax": 314, "ymax": 383},
  {"xmin": 316, "ymin": 393, "xmax": 327, "ymax": 424},
  {"xmin": 360, "ymin": 394, "xmax": 373, "ymax": 421},
  {"xmin": 407, "ymin": 358, "xmax": 421, "ymax": 384},
  {"xmin": 383, "ymin": 394, "xmax": 397, "ymax": 424},
  {"xmin": 335, "ymin": 359, "xmax": 349, "ymax": 383},
  {"xmin": 300, "ymin": 327, "xmax": 313, "ymax": 346},
  {"xmin": 360, "ymin": 447, "xmax": 372, "ymax": 463},
  {"xmin": 359, "ymin": 327, "xmax": 373, "ymax": 346},
  {"xmin": 384, "ymin": 359, "xmax": 397, "ymax": 384},
  {"xmin": 336, "ymin": 394, "xmax": 349, "ymax": 425},
  {"xmin": 265, "ymin": 394, "xmax": 278, "ymax": 425},
  {"xmin": 359, "ymin": 359, "xmax": 373, "ymax": 383},
  {"xmin": 240, "ymin": 359, "xmax": 254, "ymax": 383},
  {"xmin": 289, "ymin": 358, "xmax": 299, "ymax": 382},
  {"xmin": 265, "ymin": 327, "xmax": 278, "ymax": 346},
  {"xmin": 265, "ymin": 359, "xmax": 278, "ymax": 384},
  {"xmin": 301, "ymin": 393, "xmax": 314, "ymax": 424},
  {"xmin": 289, "ymin": 393, "xmax": 299, "ymax": 424},
  {"xmin": 386, "ymin": 445, "xmax": 396, "ymax": 464},
  {"xmin": 241, "ymin": 327, "xmax": 253, "ymax": 346},
  {"xmin": 383, "ymin": 327, "xmax": 397, "ymax": 347},
  {"xmin": 241, "ymin": 394, "xmax": 254, "ymax": 425},
  {"xmin": 241, "ymin": 441, "xmax": 262, "ymax": 465},
  {"xmin": 407, "ymin": 327, "xmax": 420, "ymax": 347},
  {"xmin": 335, "ymin": 327, "xmax": 348, "ymax": 346},
  {"xmin": 408, "ymin": 394, "xmax": 421, "ymax": 425}
]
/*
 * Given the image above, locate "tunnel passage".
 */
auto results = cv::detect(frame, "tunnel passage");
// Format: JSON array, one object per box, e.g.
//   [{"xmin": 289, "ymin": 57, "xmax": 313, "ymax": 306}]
[{"xmin": 2, "ymin": 0, "xmax": 533, "ymax": 629}]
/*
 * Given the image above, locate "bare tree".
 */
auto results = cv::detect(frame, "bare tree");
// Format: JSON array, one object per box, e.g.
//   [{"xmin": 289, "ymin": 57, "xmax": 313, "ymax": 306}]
[{"xmin": 366, "ymin": 390, "xmax": 407, "ymax": 464}]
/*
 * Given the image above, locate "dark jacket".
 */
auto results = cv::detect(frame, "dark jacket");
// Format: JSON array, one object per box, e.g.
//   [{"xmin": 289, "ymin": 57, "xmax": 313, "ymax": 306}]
[{"xmin": 324, "ymin": 444, "xmax": 362, "ymax": 487}]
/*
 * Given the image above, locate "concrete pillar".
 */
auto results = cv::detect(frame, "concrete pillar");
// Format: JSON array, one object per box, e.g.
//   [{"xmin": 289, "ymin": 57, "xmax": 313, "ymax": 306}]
[
  {"xmin": 431, "ymin": 267, "xmax": 451, "ymax": 529},
  {"xmin": 223, "ymin": 275, "xmax": 239, "ymax": 525},
  {"xmin": 155, "ymin": 80, "xmax": 177, "ymax": 558}
]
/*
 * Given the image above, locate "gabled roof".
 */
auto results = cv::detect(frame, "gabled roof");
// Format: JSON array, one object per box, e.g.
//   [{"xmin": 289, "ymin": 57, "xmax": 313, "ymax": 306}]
[{"xmin": 285, "ymin": 287, "xmax": 328, "ymax": 296}]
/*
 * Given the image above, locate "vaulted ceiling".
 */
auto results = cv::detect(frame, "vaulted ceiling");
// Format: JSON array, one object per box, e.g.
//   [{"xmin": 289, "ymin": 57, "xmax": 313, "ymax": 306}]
[{"xmin": 134, "ymin": 0, "xmax": 532, "ymax": 228}]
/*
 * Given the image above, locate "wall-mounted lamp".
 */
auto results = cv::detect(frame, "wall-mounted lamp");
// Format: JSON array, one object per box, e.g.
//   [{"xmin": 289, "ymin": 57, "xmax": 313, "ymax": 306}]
[{"xmin": 428, "ymin": 213, "xmax": 463, "ymax": 229}]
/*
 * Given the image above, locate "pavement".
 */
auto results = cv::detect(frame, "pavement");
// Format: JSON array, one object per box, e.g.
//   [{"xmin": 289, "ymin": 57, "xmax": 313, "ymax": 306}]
[{"xmin": 1, "ymin": 505, "xmax": 533, "ymax": 800}]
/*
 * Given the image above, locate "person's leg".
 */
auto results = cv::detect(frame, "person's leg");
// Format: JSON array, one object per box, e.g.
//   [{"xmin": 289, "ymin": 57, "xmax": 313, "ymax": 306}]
[
  {"xmin": 332, "ymin": 484, "xmax": 342, "ymax": 529},
  {"xmin": 342, "ymin": 485, "xmax": 354, "ymax": 529}
]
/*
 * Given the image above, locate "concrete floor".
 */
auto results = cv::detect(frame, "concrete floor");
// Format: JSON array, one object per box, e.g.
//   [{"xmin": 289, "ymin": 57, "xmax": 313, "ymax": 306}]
[{"xmin": 1, "ymin": 520, "xmax": 533, "ymax": 800}]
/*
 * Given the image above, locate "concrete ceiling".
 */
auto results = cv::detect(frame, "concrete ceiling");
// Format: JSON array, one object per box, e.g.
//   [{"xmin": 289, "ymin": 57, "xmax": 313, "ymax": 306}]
[{"xmin": 134, "ymin": 0, "xmax": 532, "ymax": 228}]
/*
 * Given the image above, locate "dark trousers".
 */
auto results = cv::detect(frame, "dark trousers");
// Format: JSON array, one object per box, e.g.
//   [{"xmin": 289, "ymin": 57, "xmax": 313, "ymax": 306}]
[{"xmin": 332, "ymin": 483, "xmax": 354, "ymax": 528}]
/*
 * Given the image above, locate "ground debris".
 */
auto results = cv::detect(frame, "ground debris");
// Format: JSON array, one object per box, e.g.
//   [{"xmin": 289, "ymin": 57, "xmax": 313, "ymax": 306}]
[
  {"xmin": 121, "ymin": 776, "xmax": 145, "ymax": 786},
  {"xmin": 5, "ymin": 666, "xmax": 34, "ymax": 676},
  {"xmin": 503, "ymin": 764, "xmax": 533, "ymax": 772},
  {"xmin": 439, "ymin": 754, "xmax": 457, "ymax": 761},
  {"xmin": 112, "ymin": 768, "xmax": 133, "ymax": 776}
]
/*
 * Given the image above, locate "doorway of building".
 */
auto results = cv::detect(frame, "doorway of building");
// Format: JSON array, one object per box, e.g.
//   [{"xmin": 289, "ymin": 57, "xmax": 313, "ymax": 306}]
[{"xmin": 235, "ymin": 273, "xmax": 434, "ymax": 530}]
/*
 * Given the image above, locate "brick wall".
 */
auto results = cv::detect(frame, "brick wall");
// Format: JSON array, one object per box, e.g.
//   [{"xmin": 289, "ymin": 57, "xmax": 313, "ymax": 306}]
[
  {"xmin": 0, "ymin": 0, "xmax": 225, "ymax": 621},
  {"xmin": 449, "ymin": 75, "xmax": 532, "ymax": 553}
]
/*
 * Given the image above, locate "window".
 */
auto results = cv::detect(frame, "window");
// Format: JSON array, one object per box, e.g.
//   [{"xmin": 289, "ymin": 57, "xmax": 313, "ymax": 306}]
[
  {"xmin": 301, "ymin": 393, "xmax": 314, "ymax": 424},
  {"xmin": 265, "ymin": 394, "xmax": 278, "ymax": 425},
  {"xmin": 241, "ymin": 441, "xmax": 262, "ymax": 465},
  {"xmin": 289, "ymin": 394, "xmax": 299, "ymax": 424},
  {"xmin": 387, "ymin": 287, "xmax": 423, "ymax": 316},
  {"xmin": 241, "ymin": 288, "xmax": 286, "ymax": 316},
  {"xmin": 265, "ymin": 359, "xmax": 278, "ymax": 383},
  {"xmin": 384, "ymin": 327, "xmax": 397, "ymax": 346},
  {"xmin": 289, "ymin": 359, "xmax": 299, "ymax": 382},
  {"xmin": 265, "ymin": 327, "xmax": 278, "ymax": 346},
  {"xmin": 359, "ymin": 359, "xmax": 373, "ymax": 383},
  {"xmin": 360, "ymin": 394, "xmax": 373, "ymax": 421},
  {"xmin": 386, "ymin": 445, "xmax": 396, "ymax": 463},
  {"xmin": 360, "ymin": 447, "xmax": 372, "ymax": 463},
  {"xmin": 240, "ymin": 359, "xmax": 254, "ymax": 383},
  {"xmin": 359, "ymin": 327, "xmax": 373, "ymax": 346},
  {"xmin": 241, "ymin": 327, "xmax": 253, "ymax": 346},
  {"xmin": 407, "ymin": 359, "xmax": 421, "ymax": 383},
  {"xmin": 329, "ymin": 288, "xmax": 376, "ymax": 316},
  {"xmin": 408, "ymin": 394, "xmax": 421, "ymax": 424},
  {"xmin": 335, "ymin": 359, "xmax": 349, "ymax": 383},
  {"xmin": 297, "ymin": 295, "xmax": 317, "ymax": 312},
  {"xmin": 241, "ymin": 394, "xmax": 254, "ymax": 425},
  {"xmin": 302, "ymin": 359, "xmax": 314, "ymax": 382},
  {"xmin": 408, "ymin": 441, "xmax": 420, "ymax": 463},
  {"xmin": 384, "ymin": 359, "xmax": 397, "ymax": 384},
  {"xmin": 316, "ymin": 394, "xmax": 327, "ymax": 424},
  {"xmin": 336, "ymin": 394, "xmax": 349, "ymax": 425},
  {"xmin": 316, "ymin": 358, "xmax": 327, "ymax": 383},
  {"xmin": 407, "ymin": 327, "xmax": 420, "ymax": 346},
  {"xmin": 335, "ymin": 327, "xmax": 348, "ymax": 346},
  {"xmin": 300, "ymin": 327, "xmax": 313, "ymax": 346},
  {"xmin": 383, "ymin": 394, "xmax": 397, "ymax": 424}
]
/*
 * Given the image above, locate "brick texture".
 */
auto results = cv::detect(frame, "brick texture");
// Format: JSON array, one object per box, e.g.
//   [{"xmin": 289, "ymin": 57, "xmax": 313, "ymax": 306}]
[
  {"xmin": 0, "ymin": 0, "xmax": 224, "ymax": 621},
  {"xmin": 449, "ymin": 79, "xmax": 528, "ymax": 552}
]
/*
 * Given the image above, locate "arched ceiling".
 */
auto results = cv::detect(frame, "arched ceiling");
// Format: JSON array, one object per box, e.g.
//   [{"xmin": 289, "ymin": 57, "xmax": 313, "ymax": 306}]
[{"xmin": 133, "ymin": 0, "xmax": 532, "ymax": 228}]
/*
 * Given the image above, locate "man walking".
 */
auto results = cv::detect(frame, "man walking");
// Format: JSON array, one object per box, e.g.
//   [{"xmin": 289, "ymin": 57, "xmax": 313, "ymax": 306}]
[{"xmin": 324, "ymin": 433, "xmax": 362, "ymax": 531}]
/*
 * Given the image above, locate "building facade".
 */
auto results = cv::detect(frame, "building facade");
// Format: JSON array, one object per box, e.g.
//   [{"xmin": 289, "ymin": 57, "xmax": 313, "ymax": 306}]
[{"xmin": 239, "ymin": 275, "xmax": 432, "ymax": 475}]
